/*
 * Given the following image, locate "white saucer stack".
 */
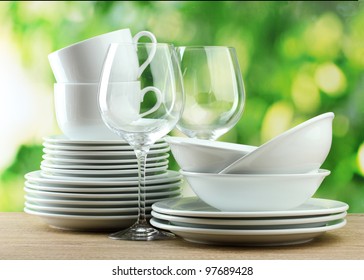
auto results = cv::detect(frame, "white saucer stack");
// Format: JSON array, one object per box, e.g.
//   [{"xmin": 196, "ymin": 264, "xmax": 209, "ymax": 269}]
[
  {"xmin": 151, "ymin": 197, "xmax": 348, "ymax": 246},
  {"xmin": 24, "ymin": 135, "xmax": 183, "ymax": 231}
]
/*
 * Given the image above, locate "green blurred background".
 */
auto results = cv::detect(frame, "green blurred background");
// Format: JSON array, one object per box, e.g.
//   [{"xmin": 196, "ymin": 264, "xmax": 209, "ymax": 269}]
[{"xmin": 0, "ymin": 1, "xmax": 363, "ymax": 212}]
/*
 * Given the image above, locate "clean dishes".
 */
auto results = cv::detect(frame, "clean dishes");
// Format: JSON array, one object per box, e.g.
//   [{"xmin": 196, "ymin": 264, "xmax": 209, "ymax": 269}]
[
  {"xmin": 151, "ymin": 210, "xmax": 347, "ymax": 229},
  {"xmin": 150, "ymin": 196, "xmax": 347, "ymax": 246},
  {"xmin": 25, "ymin": 181, "xmax": 181, "ymax": 194},
  {"xmin": 42, "ymin": 141, "xmax": 168, "ymax": 151},
  {"xmin": 25, "ymin": 195, "xmax": 175, "ymax": 208},
  {"xmin": 42, "ymin": 153, "xmax": 169, "ymax": 165},
  {"xmin": 24, "ymin": 208, "xmax": 141, "ymax": 231},
  {"xmin": 151, "ymin": 197, "xmax": 349, "ymax": 218},
  {"xmin": 40, "ymin": 159, "xmax": 168, "ymax": 170},
  {"xmin": 180, "ymin": 169, "xmax": 330, "ymax": 211},
  {"xmin": 24, "ymin": 135, "xmax": 183, "ymax": 231},
  {"xmin": 24, "ymin": 186, "xmax": 181, "ymax": 200},
  {"xmin": 220, "ymin": 112, "xmax": 334, "ymax": 174},
  {"xmin": 165, "ymin": 136, "xmax": 256, "ymax": 173},
  {"xmin": 48, "ymin": 29, "xmax": 156, "ymax": 83},
  {"xmin": 54, "ymin": 83, "xmax": 167, "ymax": 141},
  {"xmin": 25, "ymin": 202, "xmax": 144, "ymax": 215},
  {"xmin": 26, "ymin": 170, "xmax": 182, "ymax": 186},
  {"xmin": 150, "ymin": 218, "xmax": 346, "ymax": 246},
  {"xmin": 40, "ymin": 165, "xmax": 167, "ymax": 177}
]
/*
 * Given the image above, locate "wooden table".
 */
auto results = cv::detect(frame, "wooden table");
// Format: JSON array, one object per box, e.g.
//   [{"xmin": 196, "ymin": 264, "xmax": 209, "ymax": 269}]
[{"xmin": 0, "ymin": 213, "xmax": 363, "ymax": 260}]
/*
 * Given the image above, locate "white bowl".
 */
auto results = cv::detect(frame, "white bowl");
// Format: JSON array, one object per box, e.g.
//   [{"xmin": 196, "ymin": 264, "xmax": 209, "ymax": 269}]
[
  {"xmin": 48, "ymin": 29, "xmax": 156, "ymax": 83},
  {"xmin": 165, "ymin": 136, "xmax": 256, "ymax": 173},
  {"xmin": 220, "ymin": 112, "xmax": 334, "ymax": 174},
  {"xmin": 180, "ymin": 169, "xmax": 330, "ymax": 211}
]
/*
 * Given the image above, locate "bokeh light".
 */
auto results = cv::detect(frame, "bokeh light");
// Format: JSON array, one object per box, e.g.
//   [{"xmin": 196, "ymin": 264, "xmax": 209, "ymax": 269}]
[{"xmin": 315, "ymin": 62, "xmax": 347, "ymax": 96}]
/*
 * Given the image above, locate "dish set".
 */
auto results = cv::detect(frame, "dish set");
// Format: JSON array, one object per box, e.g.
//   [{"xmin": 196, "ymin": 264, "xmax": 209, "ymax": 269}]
[
  {"xmin": 23, "ymin": 28, "xmax": 346, "ymax": 245},
  {"xmin": 162, "ymin": 112, "xmax": 348, "ymax": 245}
]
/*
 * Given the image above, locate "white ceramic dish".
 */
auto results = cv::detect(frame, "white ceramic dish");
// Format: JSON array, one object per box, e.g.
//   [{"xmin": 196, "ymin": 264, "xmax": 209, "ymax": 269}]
[
  {"xmin": 25, "ymin": 181, "xmax": 181, "ymax": 193},
  {"xmin": 220, "ymin": 112, "xmax": 334, "ymax": 174},
  {"xmin": 42, "ymin": 153, "xmax": 169, "ymax": 164},
  {"xmin": 24, "ymin": 187, "xmax": 181, "ymax": 200},
  {"xmin": 40, "ymin": 170, "xmax": 168, "ymax": 181},
  {"xmin": 150, "ymin": 218, "xmax": 346, "ymax": 246},
  {"xmin": 43, "ymin": 135, "xmax": 164, "ymax": 145},
  {"xmin": 43, "ymin": 146, "xmax": 170, "ymax": 157},
  {"xmin": 25, "ymin": 202, "xmax": 144, "ymax": 214},
  {"xmin": 165, "ymin": 136, "xmax": 256, "ymax": 173},
  {"xmin": 180, "ymin": 169, "xmax": 330, "ymax": 211},
  {"xmin": 40, "ymin": 159, "xmax": 168, "ymax": 170},
  {"xmin": 43, "ymin": 141, "xmax": 168, "ymax": 151},
  {"xmin": 48, "ymin": 29, "xmax": 156, "ymax": 83},
  {"xmin": 25, "ymin": 195, "xmax": 181, "ymax": 207},
  {"xmin": 151, "ymin": 197, "xmax": 349, "ymax": 218},
  {"xmin": 40, "ymin": 165, "xmax": 167, "ymax": 176},
  {"xmin": 151, "ymin": 210, "xmax": 347, "ymax": 230},
  {"xmin": 25, "ymin": 170, "xmax": 182, "ymax": 186},
  {"xmin": 24, "ymin": 207, "xmax": 143, "ymax": 231}
]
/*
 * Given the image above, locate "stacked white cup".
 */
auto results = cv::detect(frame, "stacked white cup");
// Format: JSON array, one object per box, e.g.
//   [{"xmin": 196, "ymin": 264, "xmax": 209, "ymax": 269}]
[{"xmin": 49, "ymin": 28, "xmax": 158, "ymax": 140}]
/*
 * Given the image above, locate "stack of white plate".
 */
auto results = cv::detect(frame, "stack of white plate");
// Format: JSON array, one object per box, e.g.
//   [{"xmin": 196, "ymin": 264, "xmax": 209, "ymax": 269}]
[
  {"xmin": 151, "ymin": 197, "xmax": 348, "ymax": 246},
  {"xmin": 24, "ymin": 135, "xmax": 183, "ymax": 231}
]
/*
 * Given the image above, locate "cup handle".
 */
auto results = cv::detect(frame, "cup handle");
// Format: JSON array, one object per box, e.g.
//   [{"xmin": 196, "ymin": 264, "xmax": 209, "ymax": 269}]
[
  {"xmin": 132, "ymin": 31, "xmax": 157, "ymax": 78},
  {"xmin": 139, "ymin": 86, "xmax": 162, "ymax": 118}
]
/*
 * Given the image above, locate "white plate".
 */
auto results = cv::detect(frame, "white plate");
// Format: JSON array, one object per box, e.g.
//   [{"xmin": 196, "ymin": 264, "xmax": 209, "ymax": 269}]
[
  {"xmin": 40, "ymin": 170, "xmax": 168, "ymax": 181},
  {"xmin": 25, "ymin": 170, "xmax": 182, "ymax": 186},
  {"xmin": 150, "ymin": 218, "xmax": 346, "ymax": 246},
  {"xmin": 25, "ymin": 202, "xmax": 146, "ymax": 214},
  {"xmin": 43, "ymin": 135, "xmax": 164, "ymax": 145},
  {"xmin": 25, "ymin": 181, "xmax": 182, "ymax": 193},
  {"xmin": 24, "ymin": 207, "xmax": 143, "ymax": 231},
  {"xmin": 43, "ymin": 141, "xmax": 168, "ymax": 151},
  {"xmin": 40, "ymin": 165, "xmax": 168, "ymax": 176},
  {"xmin": 25, "ymin": 195, "xmax": 181, "ymax": 207},
  {"xmin": 42, "ymin": 153, "xmax": 169, "ymax": 164},
  {"xmin": 152, "ymin": 197, "xmax": 349, "ymax": 218},
  {"xmin": 24, "ymin": 186, "xmax": 182, "ymax": 200},
  {"xmin": 40, "ymin": 159, "xmax": 168, "ymax": 170},
  {"xmin": 43, "ymin": 147, "xmax": 170, "ymax": 157},
  {"xmin": 151, "ymin": 210, "xmax": 347, "ymax": 229}
]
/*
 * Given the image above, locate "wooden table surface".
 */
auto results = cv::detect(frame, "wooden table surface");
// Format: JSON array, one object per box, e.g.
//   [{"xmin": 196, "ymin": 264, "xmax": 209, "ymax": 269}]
[{"xmin": 0, "ymin": 213, "xmax": 363, "ymax": 260}]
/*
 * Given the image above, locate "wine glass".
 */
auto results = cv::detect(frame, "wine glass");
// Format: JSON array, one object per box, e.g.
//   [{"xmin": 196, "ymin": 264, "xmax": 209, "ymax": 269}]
[
  {"xmin": 98, "ymin": 43, "xmax": 184, "ymax": 240},
  {"xmin": 176, "ymin": 46, "xmax": 245, "ymax": 140}
]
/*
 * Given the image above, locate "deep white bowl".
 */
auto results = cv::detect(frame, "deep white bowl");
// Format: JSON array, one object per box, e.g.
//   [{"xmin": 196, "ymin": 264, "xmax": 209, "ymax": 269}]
[
  {"xmin": 220, "ymin": 112, "xmax": 334, "ymax": 174},
  {"xmin": 165, "ymin": 136, "xmax": 256, "ymax": 173},
  {"xmin": 180, "ymin": 169, "xmax": 330, "ymax": 211}
]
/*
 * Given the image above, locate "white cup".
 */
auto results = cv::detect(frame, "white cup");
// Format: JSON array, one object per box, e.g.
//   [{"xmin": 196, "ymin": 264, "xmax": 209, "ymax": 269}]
[
  {"xmin": 54, "ymin": 83, "xmax": 119, "ymax": 140},
  {"xmin": 54, "ymin": 82, "xmax": 162, "ymax": 140},
  {"xmin": 48, "ymin": 29, "xmax": 156, "ymax": 83},
  {"xmin": 105, "ymin": 82, "xmax": 162, "ymax": 125}
]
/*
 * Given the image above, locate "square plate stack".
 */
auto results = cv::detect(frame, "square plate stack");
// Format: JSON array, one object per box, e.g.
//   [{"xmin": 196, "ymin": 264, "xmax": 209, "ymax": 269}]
[{"xmin": 24, "ymin": 135, "xmax": 183, "ymax": 231}]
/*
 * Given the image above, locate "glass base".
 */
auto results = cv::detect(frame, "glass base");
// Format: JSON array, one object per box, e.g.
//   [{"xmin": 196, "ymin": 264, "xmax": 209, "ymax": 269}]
[{"xmin": 109, "ymin": 221, "xmax": 175, "ymax": 241}]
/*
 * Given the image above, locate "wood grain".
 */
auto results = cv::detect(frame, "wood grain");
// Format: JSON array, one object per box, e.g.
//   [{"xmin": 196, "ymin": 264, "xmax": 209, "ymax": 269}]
[{"xmin": 0, "ymin": 213, "xmax": 363, "ymax": 260}]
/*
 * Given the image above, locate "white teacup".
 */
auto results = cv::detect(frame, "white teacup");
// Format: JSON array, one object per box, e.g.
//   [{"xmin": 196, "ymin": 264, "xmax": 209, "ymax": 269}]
[
  {"xmin": 54, "ymin": 83, "xmax": 162, "ymax": 140},
  {"xmin": 49, "ymin": 29, "xmax": 156, "ymax": 83},
  {"xmin": 105, "ymin": 82, "xmax": 162, "ymax": 125}
]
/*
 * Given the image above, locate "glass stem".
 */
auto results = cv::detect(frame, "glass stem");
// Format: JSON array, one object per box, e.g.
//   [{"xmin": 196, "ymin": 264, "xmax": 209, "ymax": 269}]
[{"xmin": 134, "ymin": 145, "xmax": 150, "ymax": 224}]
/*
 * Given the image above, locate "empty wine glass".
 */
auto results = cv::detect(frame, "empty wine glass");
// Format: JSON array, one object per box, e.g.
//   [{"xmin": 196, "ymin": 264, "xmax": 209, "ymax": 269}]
[
  {"xmin": 98, "ymin": 43, "xmax": 184, "ymax": 240},
  {"xmin": 176, "ymin": 46, "xmax": 245, "ymax": 140}
]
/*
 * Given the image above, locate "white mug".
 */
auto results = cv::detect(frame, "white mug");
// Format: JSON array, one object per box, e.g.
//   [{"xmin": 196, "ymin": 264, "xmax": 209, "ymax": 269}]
[
  {"xmin": 49, "ymin": 29, "xmax": 156, "ymax": 83},
  {"xmin": 54, "ymin": 82, "xmax": 162, "ymax": 140},
  {"xmin": 105, "ymin": 82, "xmax": 162, "ymax": 125}
]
